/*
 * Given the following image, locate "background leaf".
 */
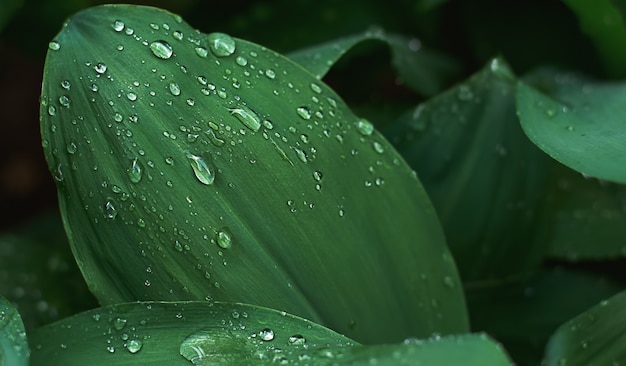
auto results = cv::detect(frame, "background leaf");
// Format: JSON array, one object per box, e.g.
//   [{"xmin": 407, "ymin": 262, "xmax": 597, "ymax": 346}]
[
  {"xmin": 516, "ymin": 80, "xmax": 626, "ymax": 184},
  {"xmin": 0, "ymin": 295, "xmax": 29, "ymax": 366},
  {"xmin": 385, "ymin": 58, "xmax": 552, "ymax": 281},
  {"xmin": 40, "ymin": 4, "xmax": 468, "ymax": 344},
  {"xmin": 30, "ymin": 301, "xmax": 356, "ymax": 366},
  {"xmin": 544, "ymin": 290, "xmax": 626, "ymax": 366}
]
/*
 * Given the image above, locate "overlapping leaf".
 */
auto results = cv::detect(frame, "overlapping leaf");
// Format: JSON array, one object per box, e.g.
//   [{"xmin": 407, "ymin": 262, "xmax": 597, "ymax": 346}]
[
  {"xmin": 385, "ymin": 58, "xmax": 552, "ymax": 281},
  {"xmin": 0, "ymin": 296, "xmax": 29, "ymax": 366},
  {"xmin": 40, "ymin": 4, "xmax": 468, "ymax": 343}
]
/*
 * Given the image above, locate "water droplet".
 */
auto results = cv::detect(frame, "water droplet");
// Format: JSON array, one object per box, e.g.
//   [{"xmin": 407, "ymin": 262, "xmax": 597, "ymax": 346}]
[
  {"xmin": 456, "ymin": 85, "xmax": 473, "ymax": 101},
  {"xmin": 355, "ymin": 118, "xmax": 374, "ymax": 136},
  {"xmin": 195, "ymin": 47, "xmax": 209, "ymax": 58},
  {"xmin": 186, "ymin": 152, "xmax": 215, "ymax": 185},
  {"xmin": 95, "ymin": 63, "xmax": 107, "ymax": 74},
  {"xmin": 112, "ymin": 20, "xmax": 125, "ymax": 32},
  {"xmin": 61, "ymin": 80, "xmax": 71, "ymax": 90},
  {"xmin": 207, "ymin": 32, "xmax": 236, "ymax": 57},
  {"xmin": 236, "ymin": 56, "xmax": 248, "ymax": 66},
  {"xmin": 173, "ymin": 30, "xmax": 183, "ymax": 41},
  {"xmin": 229, "ymin": 106, "xmax": 261, "ymax": 132},
  {"xmin": 169, "ymin": 82, "xmax": 181, "ymax": 96},
  {"xmin": 294, "ymin": 148, "xmax": 307, "ymax": 163},
  {"xmin": 265, "ymin": 69, "xmax": 276, "ymax": 79},
  {"xmin": 186, "ymin": 98, "xmax": 195, "ymax": 106},
  {"xmin": 296, "ymin": 106, "xmax": 312, "ymax": 120},
  {"xmin": 310, "ymin": 83, "xmax": 322, "ymax": 94},
  {"xmin": 127, "ymin": 92, "xmax": 137, "ymax": 101},
  {"xmin": 47, "ymin": 105, "xmax": 56, "ymax": 116},
  {"xmin": 113, "ymin": 317, "xmax": 127, "ymax": 330},
  {"xmin": 150, "ymin": 40, "xmax": 173, "ymax": 59},
  {"xmin": 127, "ymin": 339, "xmax": 142, "ymax": 354},
  {"xmin": 216, "ymin": 227, "xmax": 233, "ymax": 249},
  {"xmin": 67, "ymin": 142, "xmax": 77, "ymax": 154},
  {"xmin": 128, "ymin": 158, "xmax": 143, "ymax": 183},
  {"xmin": 259, "ymin": 328, "xmax": 274, "ymax": 341},
  {"xmin": 372, "ymin": 141, "xmax": 384, "ymax": 154},
  {"xmin": 313, "ymin": 171, "xmax": 322, "ymax": 181},
  {"xmin": 288, "ymin": 334, "xmax": 306, "ymax": 345},
  {"xmin": 59, "ymin": 95, "xmax": 71, "ymax": 108},
  {"xmin": 48, "ymin": 41, "xmax": 60, "ymax": 51},
  {"xmin": 104, "ymin": 199, "xmax": 118, "ymax": 220}
]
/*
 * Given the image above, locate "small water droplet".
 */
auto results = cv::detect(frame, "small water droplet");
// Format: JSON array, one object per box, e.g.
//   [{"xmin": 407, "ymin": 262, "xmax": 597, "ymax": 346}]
[
  {"xmin": 207, "ymin": 32, "xmax": 236, "ymax": 57},
  {"xmin": 259, "ymin": 328, "xmax": 274, "ymax": 341},
  {"xmin": 61, "ymin": 80, "xmax": 71, "ymax": 90},
  {"xmin": 229, "ymin": 106, "xmax": 261, "ymax": 132},
  {"xmin": 296, "ymin": 106, "xmax": 312, "ymax": 120},
  {"xmin": 47, "ymin": 105, "xmax": 56, "ymax": 116},
  {"xmin": 265, "ymin": 69, "xmax": 276, "ymax": 79},
  {"xmin": 150, "ymin": 40, "xmax": 173, "ymax": 59},
  {"xmin": 67, "ymin": 142, "xmax": 77, "ymax": 154},
  {"xmin": 59, "ymin": 95, "xmax": 71, "ymax": 108},
  {"xmin": 127, "ymin": 339, "xmax": 142, "ymax": 354},
  {"xmin": 128, "ymin": 158, "xmax": 143, "ymax": 183},
  {"xmin": 186, "ymin": 152, "xmax": 215, "ymax": 185},
  {"xmin": 313, "ymin": 171, "xmax": 323, "ymax": 181},
  {"xmin": 288, "ymin": 334, "xmax": 306, "ymax": 345},
  {"xmin": 169, "ymin": 82, "xmax": 181, "ymax": 96},
  {"xmin": 294, "ymin": 148, "xmax": 307, "ymax": 163},
  {"xmin": 127, "ymin": 92, "xmax": 137, "ymax": 101},
  {"xmin": 104, "ymin": 199, "xmax": 118, "ymax": 220},
  {"xmin": 310, "ymin": 83, "xmax": 322, "ymax": 94},
  {"xmin": 355, "ymin": 118, "xmax": 374, "ymax": 136},
  {"xmin": 372, "ymin": 141, "xmax": 384, "ymax": 154},
  {"xmin": 173, "ymin": 30, "xmax": 183, "ymax": 41},
  {"xmin": 48, "ymin": 41, "xmax": 60, "ymax": 51},
  {"xmin": 113, "ymin": 317, "xmax": 127, "ymax": 330},
  {"xmin": 95, "ymin": 63, "xmax": 107, "ymax": 74},
  {"xmin": 236, "ymin": 56, "xmax": 248, "ymax": 66},
  {"xmin": 112, "ymin": 20, "xmax": 125, "ymax": 32},
  {"xmin": 216, "ymin": 227, "xmax": 233, "ymax": 249}
]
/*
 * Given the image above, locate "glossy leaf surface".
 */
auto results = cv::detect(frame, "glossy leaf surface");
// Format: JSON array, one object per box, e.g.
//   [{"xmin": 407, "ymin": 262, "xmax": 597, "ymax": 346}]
[
  {"xmin": 40, "ymin": 4, "xmax": 468, "ymax": 343},
  {"xmin": 0, "ymin": 296, "xmax": 29, "ymax": 366}
]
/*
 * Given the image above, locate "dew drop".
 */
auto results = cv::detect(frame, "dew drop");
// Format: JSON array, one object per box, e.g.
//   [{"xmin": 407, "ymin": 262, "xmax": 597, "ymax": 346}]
[
  {"xmin": 288, "ymin": 334, "xmax": 306, "ymax": 345},
  {"xmin": 59, "ymin": 95, "xmax": 71, "ymax": 108},
  {"xmin": 355, "ymin": 118, "xmax": 374, "ymax": 136},
  {"xmin": 150, "ymin": 40, "xmax": 173, "ymax": 59},
  {"xmin": 127, "ymin": 92, "xmax": 137, "ymax": 101},
  {"xmin": 47, "ymin": 105, "xmax": 56, "ymax": 116},
  {"xmin": 207, "ymin": 32, "xmax": 236, "ymax": 57},
  {"xmin": 112, "ymin": 20, "xmax": 125, "ymax": 32},
  {"xmin": 259, "ymin": 328, "xmax": 275, "ymax": 341},
  {"xmin": 313, "ymin": 171, "xmax": 323, "ymax": 181},
  {"xmin": 48, "ymin": 41, "xmax": 60, "ymax": 51},
  {"xmin": 294, "ymin": 148, "xmax": 307, "ymax": 163},
  {"xmin": 372, "ymin": 141, "xmax": 384, "ymax": 154},
  {"xmin": 186, "ymin": 152, "xmax": 215, "ymax": 185},
  {"xmin": 95, "ymin": 63, "xmax": 107, "ymax": 74},
  {"xmin": 104, "ymin": 199, "xmax": 118, "ymax": 220},
  {"xmin": 195, "ymin": 47, "xmax": 209, "ymax": 58},
  {"xmin": 128, "ymin": 158, "xmax": 143, "ymax": 183},
  {"xmin": 113, "ymin": 317, "xmax": 127, "ymax": 330},
  {"xmin": 310, "ymin": 83, "xmax": 322, "ymax": 94},
  {"xmin": 169, "ymin": 82, "xmax": 181, "ymax": 96},
  {"xmin": 296, "ymin": 106, "xmax": 312, "ymax": 120},
  {"xmin": 66, "ymin": 142, "xmax": 77, "ymax": 154},
  {"xmin": 173, "ymin": 30, "xmax": 183, "ymax": 41},
  {"xmin": 216, "ymin": 227, "xmax": 233, "ymax": 249},
  {"xmin": 265, "ymin": 69, "xmax": 276, "ymax": 79},
  {"xmin": 126, "ymin": 339, "xmax": 142, "ymax": 354},
  {"xmin": 61, "ymin": 80, "xmax": 71, "ymax": 90},
  {"xmin": 229, "ymin": 106, "xmax": 261, "ymax": 132},
  {"xmin": 236, "ymin": 56, "xmax": 248, "ymax": 66}
]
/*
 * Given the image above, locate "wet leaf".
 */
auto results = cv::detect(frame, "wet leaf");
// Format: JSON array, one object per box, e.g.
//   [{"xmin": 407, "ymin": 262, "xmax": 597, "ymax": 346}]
[
  {"xmin": 29, "ymin": 301, "xmax": 356, "ymax": 366},
  {"xmin": 544, "ymin": 290, "xmax": 626, "ymax": 366},
  {"xmin": 287, "ymin": 28, "xmax": 460, "ymax": 96},
  {"xmin": 0, "ymin": 295, "xmax": 29, "ymax": 366},
  {"xmin": 386, "ymin": 58, "xmax": 552, "ymax": 281},
  {"xmin": 40, "ymin": 4, "xmax": 468, "ymax": 343},
  {"xmin": 516, "ymin": 80, "xmax": 626, "ymax": 184}
]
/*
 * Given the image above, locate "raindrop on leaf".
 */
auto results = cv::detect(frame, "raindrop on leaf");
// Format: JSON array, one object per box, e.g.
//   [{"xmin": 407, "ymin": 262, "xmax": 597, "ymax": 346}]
[
  {"xmin": 150, "ymin": 40, "xmax": 173, "ymax": 59},
  {"xmin": 207, "ymin": 32, "xmax": 236, "ymax": 57}
]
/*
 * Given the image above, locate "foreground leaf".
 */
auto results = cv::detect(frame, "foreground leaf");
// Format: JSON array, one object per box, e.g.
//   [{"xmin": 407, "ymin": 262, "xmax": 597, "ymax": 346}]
[
  {"xmin": 544, "ymin": 290, "xmax": 626, "ymax": 366},
  {"xmin": 40, "ymin": 4, "xmax": 468, "ymax": 343},
  {"xmin": 287, "ymin": 28, "xmax": 460, "ymax": 96},
  {"xmin": 0, "ymin": 296, "xmax": 29, "ymax": 366},
  {"xmin": 386, "ymin": 58, "xmax": 552, "ymax": 281},
  {"xmin": 516, "ymin": 81, "xmax": 626, "ymax": 184},
  {"xmin": 30, "ymin": 301, "xmax": 355, "ymax": 365}
]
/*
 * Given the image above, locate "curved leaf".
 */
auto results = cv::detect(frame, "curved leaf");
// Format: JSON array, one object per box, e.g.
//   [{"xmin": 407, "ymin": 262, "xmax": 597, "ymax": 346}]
[
  {"xmin": 287, "ymin": 28, "xmax": 460, "ymax": 96},
  {"xmin": 40, "ymin": 4, "xmax": 468, "ymax": 343},
  {"xmin": 516, "ymin": 80, "xmax": 626, "ymax": 184},
  {"xmin": 544, "ymin": 290, "xmax": 626, "ymax": 366},
  {"xmin": 0, "ymin": 296, "xmax": 29, "ymax": 366},
  {"xmin": 386, "ymin": 58, "xmax": 552, "ymax": 281},
  {"xmin": 29, "ymin": 301, "xmax": 356, "ymax": 366}
]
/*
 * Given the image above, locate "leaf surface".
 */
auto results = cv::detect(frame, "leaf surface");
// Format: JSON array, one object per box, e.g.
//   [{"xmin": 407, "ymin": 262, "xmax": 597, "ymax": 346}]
[{"xmin": 0, "ymin": 296, "xmax": 29, "ymax": 366}]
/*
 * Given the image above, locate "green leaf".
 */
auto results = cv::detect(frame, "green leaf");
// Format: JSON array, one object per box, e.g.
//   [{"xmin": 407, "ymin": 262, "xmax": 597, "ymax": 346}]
[
  {"xmin": 40, "ymin": 4, "xmax": 468, "ymax": 343},
  {"xmin": 516, "ymin": 80, "xmax": 626, "ymax": 184},
  {"xmin": 386, "ymin": 58, "xmax": 552, "ymax": 281},
  {"xmin": 544, "ymin": 290, "xmax": 626, "ymax": 366},
  {"xmin": 30, "ymin": 301, "xmax": 356, "ymax": 365},
  {"xmin": 0, "ymin": 296, "xmax": 29, "ymax": 366},
  {"xmin": 563, "ymin": 0, "xmax": 626, "ymax": 77},
  {"xmin": 466, "ymin": 268, "xmax": 624, "ymax": 365},
  {"xmin": 543, "ymin": 163, "xmax": 626, "ymax": 261},
  {"xmin": 287, "ymin": 28, "xmax": 460, "ymax": 96}
]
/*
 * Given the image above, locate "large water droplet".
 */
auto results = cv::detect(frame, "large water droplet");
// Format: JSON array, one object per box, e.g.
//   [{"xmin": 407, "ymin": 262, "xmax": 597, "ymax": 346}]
[
  {"xmin": 126, "ymin": 339, "xmax": 142, "ymax": 354},
  {"xmin": 128, "ymin": 158, "xmax": 143, "ymax": 183},
  {"xmin": 216, "ymin": 227, "xmax": 233, "ymax": 249},
  {"xmin": 48, "ymin": 41, "xmax": 60, "ymax": 51},
  {"xmin": 95, "ymin": 63, "xmax": 107, "ymax": 74},
  {"xmin": 112, "ymin": 20, "xmax": 125, "ymax": 32},
  {"xmin": 169, "ymin": 82, "xmax": 181, "ymax": 96},
  {"xmin": 259, "ymin": 328, "xmax": 274, "ymax": 341},
  {"xmin": 195, "ymin": 47, "xmax": 209, "ymax": 58},
  {"xmin": 186, "ymin": 152, "xmax": 215, "ymax": 185},
  {"xmin": 150, "ymin": 40, "xmax": 173, "ymax": 59},
  {"xmin": 207, "ymin": 32, "xmax": 236, "ymax": 57},
  {"xmin": 229, "ymin": 106, "xmax": 261, "ymax": 132},
  {"xmin": 355, "ymin": 118, "xmax": 374, "ymax": 136},
  {"xmin": 296, "ymin": 107, "xmax": 312, "ymax": 120},
  {"xmin": 288, "ymin": 334, "xmax": 306, "ymax": 345},
  {"xmin": 59, "ymin": 95, "xmax": 71, "ymax": 108}
]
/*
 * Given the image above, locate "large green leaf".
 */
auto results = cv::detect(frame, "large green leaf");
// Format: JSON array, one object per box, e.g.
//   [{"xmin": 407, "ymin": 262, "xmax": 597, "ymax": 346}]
[
  {"xmin": 40, "ymin": 4, "xmax": 468, "ymax": 343},
  {"xmin": 466, "ymin": 268, "xmax": 624, "ymax": 365},
  {"xmin": 385, "ymin": 58, "xmax": 552, "ymax": 281},
  {"xmin": 287, "ymin": 28, "xmax": 460, "ymax": 97},
  {"xmin": 0, "ymin": 296, "xmax": 29, "ymax": 366},
  {"xmin": 544, "ymin": 290, "xmax": 626, "ymax": 366},
  {"xmin": 516, "ymin": 80, "xmax": 626, "ymax": 184},
  {"xmin": 30, "ymin": 301, "xmax": 355, "ymax": 365}
]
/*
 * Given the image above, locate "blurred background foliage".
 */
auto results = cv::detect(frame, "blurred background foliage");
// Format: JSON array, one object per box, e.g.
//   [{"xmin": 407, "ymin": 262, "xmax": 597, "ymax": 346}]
[{"xmin": 1, "ymin": 0, "xmax": 626, "ymax": 365}]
